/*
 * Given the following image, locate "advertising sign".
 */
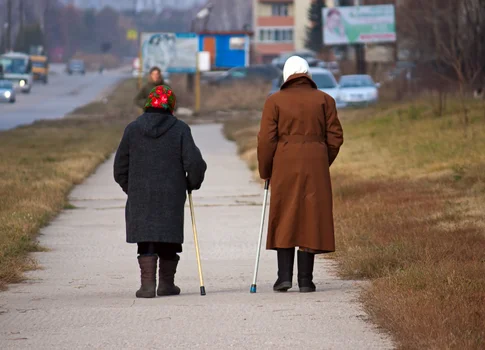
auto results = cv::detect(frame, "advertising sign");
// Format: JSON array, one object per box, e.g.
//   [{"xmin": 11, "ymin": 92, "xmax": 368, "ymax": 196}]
[
  {"xmin": 323, "ymin": 5, "xmax": 396, "ymax": 45},
  {"xmin": 141, "ymin": 32, "xmax": 198, "ymax": 73}
]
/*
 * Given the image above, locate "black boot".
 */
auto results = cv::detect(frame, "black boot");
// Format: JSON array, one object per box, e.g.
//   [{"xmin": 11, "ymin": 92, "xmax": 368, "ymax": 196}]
[
  {"xmin": 157, "ymin": 255, "xmax": 181, "ymax": 296},
  {"xmin": 273, "ymin": 248, "xmax": 295, "ymax": 292},
  {"xmin": 136, "ymin": 255, "xmax": 157, "ymax": 298},
  {"xmin": 298, "ymin": 250, "xmax": 316, "ymax": 293}
]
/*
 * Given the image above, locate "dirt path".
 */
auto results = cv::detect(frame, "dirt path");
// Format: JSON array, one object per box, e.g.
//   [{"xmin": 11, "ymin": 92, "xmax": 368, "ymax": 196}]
[{"xmin": 0, "ymin": 124, "xmax": 393, "ymax": 349}]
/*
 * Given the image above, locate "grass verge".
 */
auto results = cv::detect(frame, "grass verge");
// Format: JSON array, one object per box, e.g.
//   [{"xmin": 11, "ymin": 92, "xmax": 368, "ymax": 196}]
[
  {"xmin": 223, "ymin": 96, "xmax": 485, "ymax": 349},
  {"xmin": 0, "ymin": 78, "xmax": 138, "ymax": 290}
]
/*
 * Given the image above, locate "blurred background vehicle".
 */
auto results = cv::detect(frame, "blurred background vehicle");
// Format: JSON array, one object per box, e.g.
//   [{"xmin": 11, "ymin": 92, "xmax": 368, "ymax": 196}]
[
  {"xmin": 269, "ymin": 67, "xmax": 343, "ymax": 108},
  {"xmin": 0, "ymin": 52, "xmax": 33, "ymax": 94},
  {"xmin": 208, "ymin": 64, "xmax": 281, "ymax": 86},
  {"xmin": 67, "ymin": 59, "xmax": 86, "ymax": 75},
  {"xmin": 0, "ymin": 80, "xmax": 16, "ymax": 103},
  {"xmin": 338, "ymin": 74, "xmax": 380, "ymax": 107},
  {"xmin": 30, "ymin": 55, "xmax": 49, "ymax": 84},
  {"xmin": 272, "ymin": 51, "xmax": 319, "ymax": 70},
  {"xmin": 317, "ymin": 61, "xmax": 341, "ymax": 76}
]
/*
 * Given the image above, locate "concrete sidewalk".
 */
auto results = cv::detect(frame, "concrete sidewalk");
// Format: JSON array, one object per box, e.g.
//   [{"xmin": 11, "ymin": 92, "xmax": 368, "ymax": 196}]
[{"xmin": 0, "ymin": 124, "xmax": 393, "ymax": 349}]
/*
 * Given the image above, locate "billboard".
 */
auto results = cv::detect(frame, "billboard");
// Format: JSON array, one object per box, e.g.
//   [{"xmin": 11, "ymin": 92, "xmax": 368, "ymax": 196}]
[
  {"xmin": 323, "ymin": 5, "xmax": 396, "ymax": 45},
  {"xmin": 141, "ymin": 32, "xmax": 198, "ymax": 73}
]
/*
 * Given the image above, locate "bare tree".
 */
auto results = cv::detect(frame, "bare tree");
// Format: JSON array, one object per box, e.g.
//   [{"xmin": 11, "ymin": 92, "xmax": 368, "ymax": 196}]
[{"xmin": 398, "ymin": 0, "xmax": 485, "ymax": 126}]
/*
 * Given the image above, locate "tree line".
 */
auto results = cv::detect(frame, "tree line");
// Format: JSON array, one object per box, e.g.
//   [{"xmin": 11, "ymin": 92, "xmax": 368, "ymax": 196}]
[{"xmin": 0, "ymin": 0, "xmax": 207, "ymax": 59}]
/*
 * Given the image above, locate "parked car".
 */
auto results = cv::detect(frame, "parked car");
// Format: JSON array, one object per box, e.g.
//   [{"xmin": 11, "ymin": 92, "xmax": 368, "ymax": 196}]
[
  {"xmin": 338, "ymin": 75, "xmax": 380, "ymax": 106},
  {"xmin": 272, "ymin": 51, "xmax": 318, "ymax": 69},
  {"xmin": 0, "ymin": 80, "xmax": 16, "ymax": 103},
  {"xmin": 209, "ymin": 65, "xmax": 281, "ymax": 86},
  {"xmin": 67, "ymin": 59, "xmax": 86, "ymax": 75},
  {"xmin": 317, "ymin": 60, "xmax": 341, "ymax": 76},
  {"xmin": 269, "ymin": 67, "xmax": 343, "ymax": 107}
]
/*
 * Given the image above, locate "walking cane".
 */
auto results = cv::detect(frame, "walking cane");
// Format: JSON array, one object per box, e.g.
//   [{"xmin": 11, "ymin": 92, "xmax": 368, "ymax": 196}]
[
  {"xmin": 188, "ymin": 191, "xmax": 206, "ymax": 296},
  {"xmin": 250, "ymin": 179, "xmax": 270, "ymax": 293}
]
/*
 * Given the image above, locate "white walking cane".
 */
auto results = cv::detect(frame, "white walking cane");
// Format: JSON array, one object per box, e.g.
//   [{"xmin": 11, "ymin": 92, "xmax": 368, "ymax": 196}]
[
  {"xmin": 250, "ymin": 179, "xmax": 270, "ymax": 293},
  {"xmin": 188, "ymin": 191, "xmax": 206, "ymax": 296}
]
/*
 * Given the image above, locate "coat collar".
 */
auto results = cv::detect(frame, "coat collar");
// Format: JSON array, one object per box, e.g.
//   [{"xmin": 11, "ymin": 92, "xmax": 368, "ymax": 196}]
[{"xmin": 281, "ymin": 73, "xmax": 317, "ymax": 90}]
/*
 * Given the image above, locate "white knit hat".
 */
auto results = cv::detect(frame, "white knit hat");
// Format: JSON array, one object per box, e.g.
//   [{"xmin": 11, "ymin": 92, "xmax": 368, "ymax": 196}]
[{"xmin": 283, "ymin": 56, "xmax": 312, "ymax": 82}]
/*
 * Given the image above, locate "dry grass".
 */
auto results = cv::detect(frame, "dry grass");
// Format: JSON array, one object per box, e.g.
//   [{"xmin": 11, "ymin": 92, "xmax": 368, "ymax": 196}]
[
  {"xmin": 224, "ymin": 97, "xmax": 485, "ymax": 349},
  {"xmin": 0, "ymin": 79, "xmax": 138, "ymax": 290},
  {"xmin": 169, "ymin": 74, "xmax": 269, "ymax": 113}
]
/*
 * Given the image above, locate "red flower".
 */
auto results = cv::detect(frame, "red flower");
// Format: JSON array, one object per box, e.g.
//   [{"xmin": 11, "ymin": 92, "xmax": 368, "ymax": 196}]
[
  {"xmin": 148, "ymin": 92, "xmax": 154, "ymax": 98},
  {"xmin": 167, "ymin": 90, "xmax": 172, "ymax": 96},
  {"xmin": 156, "ymin": 87, "xmax": 163, "ymax": 94},
  {"xmin": 160, "ymin": 94, "xmax": 168, "ymax": 104},
  {"xmin": 151, "ymin": 97, "xmax": 160, "ymax": 107}
]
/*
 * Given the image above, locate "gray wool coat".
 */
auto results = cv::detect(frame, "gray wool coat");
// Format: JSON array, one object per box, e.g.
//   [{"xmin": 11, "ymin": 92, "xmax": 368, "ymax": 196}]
[{"xmin": 113, "ymin": 111, "xmax": 207, "ymax": 244}]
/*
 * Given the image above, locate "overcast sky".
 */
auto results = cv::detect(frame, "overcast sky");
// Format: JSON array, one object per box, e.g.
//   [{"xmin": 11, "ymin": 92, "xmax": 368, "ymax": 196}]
[{"xmin": 58, "ymin": 0, "xmax": 206, "ymax": 11}]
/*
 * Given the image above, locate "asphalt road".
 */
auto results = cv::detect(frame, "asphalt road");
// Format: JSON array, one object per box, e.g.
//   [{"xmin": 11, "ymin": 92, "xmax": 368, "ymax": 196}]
[
  {"xmin": 0, "ymin": 124, "xmax": 393, "ymax": 349},
  {"xmin": 0, "ymin": 65, "xmax": 127, "ymax": 130}
]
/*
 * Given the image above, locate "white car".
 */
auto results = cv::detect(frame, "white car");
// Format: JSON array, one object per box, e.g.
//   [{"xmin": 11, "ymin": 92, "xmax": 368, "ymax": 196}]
[
  {"xmin": 0, "ymin": 80, "xmax": 16, "ymax": 103},
  {"xmin": 338, "ymin": 75, "xmax": 380, "ymax": 106},
  {"xmin": 307, "ymin": 67, "xmax": 340, "ymax": 102}
]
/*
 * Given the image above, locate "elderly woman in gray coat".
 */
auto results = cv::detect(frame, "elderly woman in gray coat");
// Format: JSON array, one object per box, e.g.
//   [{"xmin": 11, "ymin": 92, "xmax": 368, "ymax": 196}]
[{"xmin": 114, "ymin": 85, "xmax": 207, "ymax": 298}]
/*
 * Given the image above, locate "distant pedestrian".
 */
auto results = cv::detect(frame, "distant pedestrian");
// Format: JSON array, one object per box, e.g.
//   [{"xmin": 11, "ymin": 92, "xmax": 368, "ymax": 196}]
[
  {"xmin": 134, "ymin": 66, "xmax": 165, "ymax": 109},
  {"xmin": 114, "ymin": 85, "xmax": 207, "ymax": 298},
  {"xmin": 257, "ymin": 56, "xmax": 344, "ymax": 293}
]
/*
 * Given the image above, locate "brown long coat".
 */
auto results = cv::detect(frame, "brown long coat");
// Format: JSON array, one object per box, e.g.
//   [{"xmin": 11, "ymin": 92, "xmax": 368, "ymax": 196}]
[{"xmin": 257, "ymin": 74, "xmax": 344, "ymax": 253}]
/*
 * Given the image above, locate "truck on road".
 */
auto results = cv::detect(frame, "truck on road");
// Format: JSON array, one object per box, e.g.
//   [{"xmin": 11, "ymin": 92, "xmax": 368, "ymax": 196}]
[{"xmin": 30, "ymin": 54, "xmax": 49, "ymax": 84}]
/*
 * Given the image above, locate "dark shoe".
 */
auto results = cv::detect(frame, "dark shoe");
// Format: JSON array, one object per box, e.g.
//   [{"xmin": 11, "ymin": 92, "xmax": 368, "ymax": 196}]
[
  {"xmin": 136, "ymin": 255, "xmax": 157, "ymax": 298},
  {"xmin": 157, "ymin": 255, "xmax": 181, "ymax": 296},
  {"xmin": 273, "ymin": 248, "xmax": 295, "ymax": 292},
  {"xmin": 298, "ymin": 250, "xmax": 316, "ymax": 293}
]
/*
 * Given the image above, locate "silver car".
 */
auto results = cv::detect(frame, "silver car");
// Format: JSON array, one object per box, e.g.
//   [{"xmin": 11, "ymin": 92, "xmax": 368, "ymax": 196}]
[
  {"xmin": 0, "ymin": 80, "xmax": 16, "ymax": 103},
  {"xmin": 338, "ymin": 75, "xmax": 380, "ymax": 106}
]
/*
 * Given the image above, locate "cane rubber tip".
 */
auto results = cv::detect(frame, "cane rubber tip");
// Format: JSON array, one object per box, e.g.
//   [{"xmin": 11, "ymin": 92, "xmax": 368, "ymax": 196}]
[
  {"xmin": 250, "ymin": 284, "xmax": 257, "ymax": 293},
  {"xmin": 200, "ymin": 286, "xmax": 206, "ymax": 296}
]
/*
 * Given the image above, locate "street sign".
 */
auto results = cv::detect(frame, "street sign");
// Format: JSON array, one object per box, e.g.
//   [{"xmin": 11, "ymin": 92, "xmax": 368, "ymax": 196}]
[
  {"xmin": 141, "ymin": 32, "xmax": 198, "ymax": 73},
  {"xmin": 323, "ymin": 5, "xmax": 396, "ymax": 45},
  {"xmin": 198, "ymin": 51, "xmax": 211, "ymax": 72},
  {"xmin": 127, "ymin": 29, "xmax": 138, "ymax": 41}
]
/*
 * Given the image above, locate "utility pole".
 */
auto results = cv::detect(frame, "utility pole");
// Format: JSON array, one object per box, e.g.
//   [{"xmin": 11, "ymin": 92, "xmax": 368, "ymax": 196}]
[
  {"xmin": 354, "ymin": 0, "xmax": 366, "ymax": 74},
  {"xmin": 6, "ymin": 0, "xmax": 12, "ymax": 51}
]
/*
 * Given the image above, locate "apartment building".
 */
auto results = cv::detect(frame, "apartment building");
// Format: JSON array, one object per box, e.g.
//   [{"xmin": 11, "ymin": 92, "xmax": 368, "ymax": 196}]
[{"xmin": 252, "ymin": 0, "xmax": 312, "ymax": 63}]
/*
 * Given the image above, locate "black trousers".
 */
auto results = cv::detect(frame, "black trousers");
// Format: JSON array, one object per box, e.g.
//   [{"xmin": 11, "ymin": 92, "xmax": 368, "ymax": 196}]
[{"xmin": 137, "ymin": 242, "xmax": 182, "ymax": 260}]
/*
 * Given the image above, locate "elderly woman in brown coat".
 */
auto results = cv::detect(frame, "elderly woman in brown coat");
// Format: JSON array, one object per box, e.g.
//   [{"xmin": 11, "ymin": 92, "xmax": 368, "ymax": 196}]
[{"xmin": 258, "ymin": 56, "xmax": 344, "ymax": 293}]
